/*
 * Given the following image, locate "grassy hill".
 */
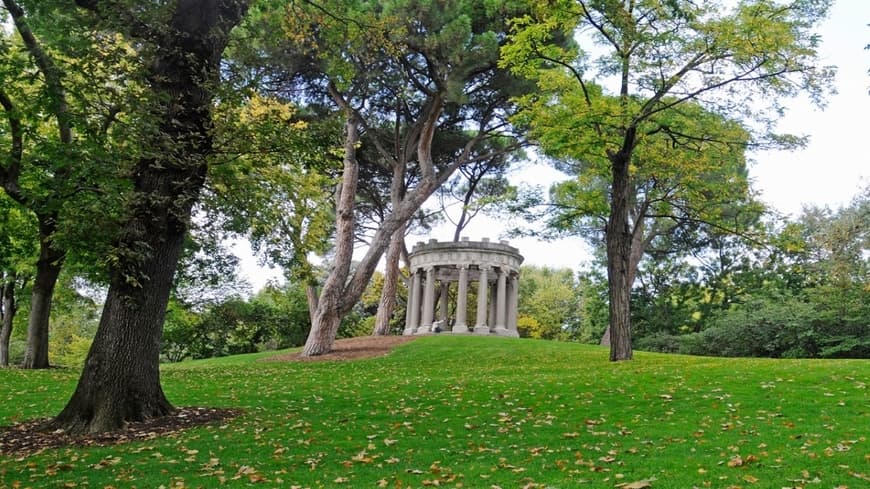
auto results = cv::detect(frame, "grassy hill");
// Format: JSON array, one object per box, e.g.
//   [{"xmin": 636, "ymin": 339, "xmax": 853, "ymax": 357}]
[{"xmin": 1, "ymin": 336, "xmax": 867, "ymax": 488}]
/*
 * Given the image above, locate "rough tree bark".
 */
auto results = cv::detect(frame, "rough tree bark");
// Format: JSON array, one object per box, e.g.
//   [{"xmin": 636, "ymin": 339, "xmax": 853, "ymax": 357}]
[
  {"xmin": 599, "ymin": 200, "xmax": 656, "ymax": 349},
  {"xmin": 305, "ymin": 282, "xmax": 319, "ymax": 327},
  {"xmin": 0, "ymin": 273, "xmax": 16, "ymax": 366},
  {"xmin": 303, "ymin": 114, "xmax": 360, "ymax": 354},
  {"xmin": 372, "ymin": 161, "xmax": 407, "ymax": 336},
  {"xmin": 49, "ymin": 0, "xmax": 248, "ymax": 434},
  {"xmin": 372, "ymin": 223, "xmax": 406, "ymax": 336},
  {"xmin": 22, "ymin": 217, "xmax": 65, "ymax": 369},
  {"xmin": 605, "ymin": 137, "xmax": 635, "ymax": 361}
]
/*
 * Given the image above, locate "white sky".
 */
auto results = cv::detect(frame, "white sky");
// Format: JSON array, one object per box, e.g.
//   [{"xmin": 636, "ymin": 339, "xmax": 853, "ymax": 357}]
[{"xmin": 239, "ymin": 0, "xmax": 870, "ymax": 290}]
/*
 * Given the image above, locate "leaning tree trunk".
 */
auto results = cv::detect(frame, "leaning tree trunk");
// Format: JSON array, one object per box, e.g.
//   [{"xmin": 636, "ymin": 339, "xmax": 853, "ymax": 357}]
[
  {"xmin": 303, "ymin": 92, "xmax": 451, "ymax": 356},
  {"xmin": 50, "ymin": 0, "xmax": 248, "ymax": 434},
  {"xmin": 0, "ymin": 273, "xmax": 16, "ymax": 366},
  {"xmin": 22, "ymin": 217, "xmax": 65, "ymax": 369},
  {"xmin": 302, "ymin": 115, "xmax": 359, "ymax": 356},
  {"xmin": 605, "ymin": 150, "xmax": 634, "ymax": 361},
  {"xmin": 373, "ymin": 160, "xmax": 408, "ymax": 336},
  {"xmin": 372, "ymin": 224, "xmax": 406, "ymax": 336}
]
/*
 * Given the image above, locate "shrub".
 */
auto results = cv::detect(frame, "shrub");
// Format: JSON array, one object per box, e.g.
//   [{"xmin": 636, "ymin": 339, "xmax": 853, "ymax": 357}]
[
  {"xmin": 635, "ymin": 332, "xmax": 682, "ymax": 353},
  {"xmin": 684, "ymin": 294, "xmax": 820, "ymax": 358}
]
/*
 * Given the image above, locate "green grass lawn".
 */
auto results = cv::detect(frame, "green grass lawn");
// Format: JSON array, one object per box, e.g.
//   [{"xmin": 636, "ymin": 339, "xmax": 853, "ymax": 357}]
[{"xmin": 1, "ymin": 336, "xmax": 868, "ymax": 488}]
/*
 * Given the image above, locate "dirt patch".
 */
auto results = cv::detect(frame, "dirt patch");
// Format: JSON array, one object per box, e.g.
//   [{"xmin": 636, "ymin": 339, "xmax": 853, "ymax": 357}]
[
  {"xmin": 0, "ymin": 407, "xmax": 242, "ymax": 458},
  {"xmin": 264, "ymin": 335, "xmax": 417, "ymax": 362}
]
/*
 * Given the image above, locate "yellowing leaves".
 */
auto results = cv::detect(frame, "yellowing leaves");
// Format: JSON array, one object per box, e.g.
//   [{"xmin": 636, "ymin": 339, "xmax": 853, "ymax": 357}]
[{"xmin": 238, "ymin": 93, "xmax": 301, "ymax": 126}]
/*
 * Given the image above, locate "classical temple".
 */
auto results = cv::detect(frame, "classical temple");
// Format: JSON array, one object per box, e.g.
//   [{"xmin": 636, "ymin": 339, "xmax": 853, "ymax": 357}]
[{"xmin": 403, "ymin": 237, "xmax": 524, "ymax": 336}]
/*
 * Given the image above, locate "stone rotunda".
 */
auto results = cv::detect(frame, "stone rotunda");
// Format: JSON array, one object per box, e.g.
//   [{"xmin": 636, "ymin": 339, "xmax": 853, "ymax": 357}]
[{"xmin": 403, "ymin": 237, "xmax": 524, "ymax": 336}]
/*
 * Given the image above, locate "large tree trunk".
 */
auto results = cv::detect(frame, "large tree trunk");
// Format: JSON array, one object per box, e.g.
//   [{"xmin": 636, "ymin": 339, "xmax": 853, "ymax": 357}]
[
  {"xmin": 22, "ymin": 217, "xmax": 65, "ymax": 369},
  {"xmin": 50, "ymin": 0, "xmax": 248, "ymax": 434},
  {"xmin": 372, "ymin": 224, "xmax": 406, "ymax": 336},
  {"xmin": 373, "ymin": 160, "xmax": 407, "ymax": 336},
  {"xmin": 49, "ymin": 229, "xmax": 181, "ymax": 433},
  {"xmin": 605, "ymin": 149, "xmax": 634, "ymax": 361},
  {"xmin": 302, "ymin": 116, "xmax": 360, "ymax": 356},
  {"xmin": 0, "ymin": 272, "xmax": 16, "ymax": 366},
  {"xmin": 599, "ymin": 205, "xmax": 648, "ymax": 349}
]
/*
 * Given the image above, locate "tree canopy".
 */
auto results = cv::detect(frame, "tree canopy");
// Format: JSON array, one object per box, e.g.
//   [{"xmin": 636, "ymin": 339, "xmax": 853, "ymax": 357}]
[{"xmin": 501, "ymin": 0, "xmax": 835, "ymax": 360}]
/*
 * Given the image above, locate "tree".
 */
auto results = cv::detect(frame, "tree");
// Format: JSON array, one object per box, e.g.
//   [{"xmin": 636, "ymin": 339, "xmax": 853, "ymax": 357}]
[
  {"xmin": 2, "ymin": 0, "xmax": 77, "ymax": 368},
  {"xmin": 535, "ymin": 101, "xmax": 764, "ymax": 346},
  {"xmin": 368, "ymin": 132, "xmax": 510, "ymax": 336},
  {"xmin": 206, "ymin": 92, "xmax": 340, "ymax": 321},
  {"xmin": 49, "ymin": 0, "xmax": 249, "ymax": 434},
  {"xmin": 785, "ymin": 188, "xmax": 870, "ymax": 357},
  {"xmin": 279, "ymin": 0, "xmax": 530, "ymax": 355},
  {"xmin": 0, "ymin": 194, "xmax": 37, "ymax": 365},
  {"xmin": 502, "ymin": 0, "xmax": 834, "ymax": 360},
  {"xmin": 1, "ymin": 0, "xmax": 137, "ymax": 368},
  {"xmin": 438, "ymin": 143, "xmax": 516, "ymax": 241},
  {"xmin": 516, "ymin": 265, "xmax": 582, "ymax": 339}
]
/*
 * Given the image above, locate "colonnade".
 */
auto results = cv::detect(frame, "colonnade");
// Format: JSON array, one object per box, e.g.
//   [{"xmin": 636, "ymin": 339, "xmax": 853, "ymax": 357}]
[{"xmin": 403, "ymin": 238, "xmax": 523, "ymax": 337}]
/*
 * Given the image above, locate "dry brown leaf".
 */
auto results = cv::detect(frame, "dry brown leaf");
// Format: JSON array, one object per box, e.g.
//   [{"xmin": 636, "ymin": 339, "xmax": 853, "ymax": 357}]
[{"xmin": 617, "ymin": 479, "xmax": 653, "ymax": 489}]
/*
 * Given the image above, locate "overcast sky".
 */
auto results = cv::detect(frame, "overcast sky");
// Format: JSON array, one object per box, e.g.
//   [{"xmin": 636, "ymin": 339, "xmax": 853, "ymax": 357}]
[{"xmin": 240, "ymin": 0, "xmax": 870, "ymax": 289}]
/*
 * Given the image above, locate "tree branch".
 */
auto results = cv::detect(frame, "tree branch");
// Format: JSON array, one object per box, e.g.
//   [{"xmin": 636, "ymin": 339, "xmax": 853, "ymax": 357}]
[
  {"xmin": 4, "ymin": 0, "xmax": 72, "ymax": 145},
  {"xmin": 0, "ymin": 88, "xmax": 24, "ymax": 202}
]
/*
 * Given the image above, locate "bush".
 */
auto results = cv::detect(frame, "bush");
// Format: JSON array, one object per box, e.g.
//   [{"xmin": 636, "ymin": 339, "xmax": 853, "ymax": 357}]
[
  {"xmin": 53, "ymin": 335, "xmax": 93, "ymax": 368},
  {"xmin": 635, "ymin": 332, "xmax": 682, "ymax": 354},
  {"xmin": 681, "ymin": 294, "xmax": 820, "ymax": 358},
  {"xmin": 162, "ymin": 284, "xmax": 312, "ymax": 361}
]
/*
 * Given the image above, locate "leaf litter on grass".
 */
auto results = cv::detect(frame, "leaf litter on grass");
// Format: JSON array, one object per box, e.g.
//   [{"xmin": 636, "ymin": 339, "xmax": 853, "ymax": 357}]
[{"xmin": 1, "ymin": 337, "xmax": 867, "ymax": 488}]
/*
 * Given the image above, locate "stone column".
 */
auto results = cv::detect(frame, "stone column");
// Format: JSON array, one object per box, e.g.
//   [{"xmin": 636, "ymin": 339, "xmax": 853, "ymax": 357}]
[
  {"xmin": 418, "ymin": 266, "xmax": 436, "ymax": 334},
  {"xmin": 403, "ymin": 269, "xmax": 421, "ymax": 335},
  {"xmin": 453, "ymin": 265, "xmax": 469, "ymax": 333},
  {"xmin": 488, "ymin": 282, "xmax": 497, "ymax": 330},
  {"xmin": 493, "ymin": 268, "xmax": 508, "ymax": 334},
  {"xmin": 507, "ymin": 273, "xmax": 520, "ymax": 337},
  {"xmin": 474, "ymin": 266, "xmax": 490, "ymax": 334},
  {"xmin": 438, "ymin": 281, "xmax": 449, "ymax": 330}
]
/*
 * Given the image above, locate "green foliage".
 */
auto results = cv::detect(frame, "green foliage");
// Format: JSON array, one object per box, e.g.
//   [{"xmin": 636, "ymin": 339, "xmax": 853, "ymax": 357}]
[
  {"xmin": 208, "ymin": 93, "xmax": 339, "ymax": 285},
  {"xmin": 338, "ymin": 269, "xmax": 406, "ymax": 337},
  {"xmin": 0, "ymin": 0, "xmax": 141, "ymax": 260},
  {"xmin": 162, "ymin": 283, "xmax": 311, "ymax": 362},
  {"xmin": 632, "ymin": 187, "xmax": 869, "ymax": 358},
  {"xmin": 515, "ymin": 314, "xmax": 543, "ymax": 338},
  {"xmin": 1, "ymin": 337, "xmax": 868, "ymax": 487},
  {"xmin": 0, "ymin": 195, "xmax": 37, "ymax": 275},
  {"xmin": 500, "ymin": 0, "xmax": 834, "ymax": 358},
  {"xmin": 45, "ymin": 277, "xmax": 100, "ymax": 367},
  {"xmin": 686, "ymin": 293, "xmax": 821, "ymax": 358},
  {"xmin": 517, "ymin": 265, "xmax": 582, "ymax": 340}
]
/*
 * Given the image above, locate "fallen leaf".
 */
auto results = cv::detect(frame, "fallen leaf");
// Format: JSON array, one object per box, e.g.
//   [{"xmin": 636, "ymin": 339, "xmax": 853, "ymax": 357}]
[
  {"xmin": 727, "ymin": 455, "xmax": 744, "ymax": 467},
  {"xmin": 617, "ymin": 479, "xmax": 653, "ymax": 489}
]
